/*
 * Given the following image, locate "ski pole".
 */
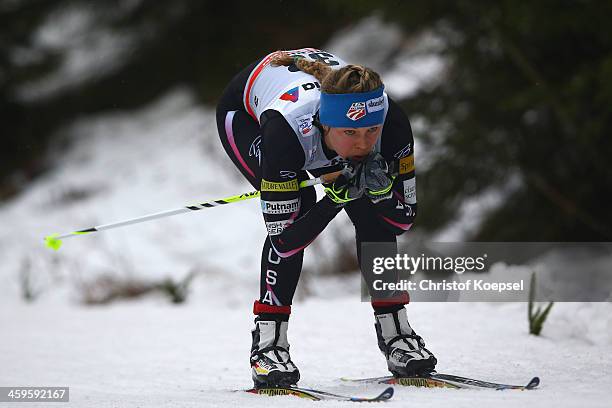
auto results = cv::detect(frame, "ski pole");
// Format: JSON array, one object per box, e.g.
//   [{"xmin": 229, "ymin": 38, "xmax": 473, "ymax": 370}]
[{"xmin": 43, "ymin": 171, "xmax": 342, "ymax": 251}]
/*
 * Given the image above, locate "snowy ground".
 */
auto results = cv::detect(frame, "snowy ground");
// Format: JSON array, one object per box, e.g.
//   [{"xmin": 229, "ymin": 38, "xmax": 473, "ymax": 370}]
[
  {"xmin": 2, "ymin": 17, "xmax": 611, "ymax": 407},
  {"xmin": 2, "ymin": 294, "xmax": 611, "ymax": 407}
]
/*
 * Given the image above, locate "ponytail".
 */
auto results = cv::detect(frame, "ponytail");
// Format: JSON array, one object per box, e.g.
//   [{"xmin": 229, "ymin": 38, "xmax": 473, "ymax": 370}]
[
  {"xmin": 270, "ymin": 51, "xmax": 333, "ymax": 83},
  {"xmin": 269, "ymin": 50, "xmax": 383, "ymax": 95}
]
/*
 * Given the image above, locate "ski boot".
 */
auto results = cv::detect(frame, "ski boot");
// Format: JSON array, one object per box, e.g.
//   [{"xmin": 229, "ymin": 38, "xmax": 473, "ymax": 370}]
[
  {"xmin": 250, "ymin": 317, "xmax": 300, "ymax": 387},
  {"xmin": 375, "ymin": 307, "xmax": 437, "ymax": 377}
]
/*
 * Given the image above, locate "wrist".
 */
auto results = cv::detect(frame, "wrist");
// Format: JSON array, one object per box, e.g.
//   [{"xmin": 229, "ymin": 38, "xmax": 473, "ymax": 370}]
[{"xmin": 319, "ymin": 195, "xmax": 347, "ymax": 213}]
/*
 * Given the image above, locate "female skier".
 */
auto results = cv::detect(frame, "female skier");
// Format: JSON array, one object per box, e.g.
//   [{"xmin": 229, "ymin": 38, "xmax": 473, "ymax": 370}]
[{"xmin": 216, "ymin": 48, "xmax": 436, "ymax": 387}]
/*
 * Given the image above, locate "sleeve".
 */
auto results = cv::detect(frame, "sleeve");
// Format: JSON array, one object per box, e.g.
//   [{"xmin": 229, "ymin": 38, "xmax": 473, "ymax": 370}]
[
  {"xmin": 372, "ymin": 98, "xmax": 417, "ymax": 235},
  {"xmin": 259, "ymin": 110, "xmax": 343, "ymax": 258}
]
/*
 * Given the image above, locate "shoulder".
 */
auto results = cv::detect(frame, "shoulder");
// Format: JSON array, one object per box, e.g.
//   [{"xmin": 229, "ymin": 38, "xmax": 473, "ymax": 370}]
[
  {"xmin": 260, "ymin": 109, "xmax": 306, "ymax": 170},
  {"xmin": 381, "ymin": 97, "xmax": 414, "ymax": 160},
  {"xmin": 384, "ymin": 97, "xmax": 412, "ymax": 132}
]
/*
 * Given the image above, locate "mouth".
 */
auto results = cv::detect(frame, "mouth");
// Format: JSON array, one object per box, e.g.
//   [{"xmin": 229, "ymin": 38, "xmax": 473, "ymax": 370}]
[{"xmin": 352, "ymin": 155, "xmax": 367, "ymax": 162}]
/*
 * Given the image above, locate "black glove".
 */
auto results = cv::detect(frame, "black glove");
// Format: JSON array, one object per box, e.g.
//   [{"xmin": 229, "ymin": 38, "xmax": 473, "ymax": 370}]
[
  {"xmin": 324, "ymin": 161, "xmax": 366, "ymax": 205},
  {"xmin": 361, "ymin": 152, "xmax": 395, "ymax": 203}
]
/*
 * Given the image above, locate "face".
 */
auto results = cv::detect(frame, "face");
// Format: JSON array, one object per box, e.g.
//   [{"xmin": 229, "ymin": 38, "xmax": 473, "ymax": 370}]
[{"xmin": 323, "ymin": 125, "xmax": 382, "ymax": 161}]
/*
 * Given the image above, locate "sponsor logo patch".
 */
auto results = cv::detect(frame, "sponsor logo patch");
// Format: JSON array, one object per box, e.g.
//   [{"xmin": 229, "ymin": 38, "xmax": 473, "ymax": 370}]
[
  {"xmin": 366, "ymin": 95, "xmax": 384, "ymax": 113},
  {"xmin": 260, "ymin": 179, "xmax": 299, "ymax": 192},
  {"xmin": 279, "ymin": 170, "xmax": 297, "ymax": 179},
  {"xmin": 249, "ymin": 135, "xmax": 262, "ymax": 165},
  {"xmin": 261, "ymin": 199, "xmax": 301, "ymax": 214},
  {"xmin": 393, "ymin": 143, "xmax": 412, "ymax": 159},
  {"xmin": 307, "ymin": 145, "xmax": 318, "ymax": 161},
  {"xmin": 280, "ymin": 86, "xmax": 299, "ymax": 102},
  {"xmin": 295, "ymin": 114, "xmax": 313, "ymax": 135},
  {"xmin": 399, "ymin": 154, "xmax": 415, "ymax": 174},
  {"xmin": 346, "ymin": 102, "xmax": 366, "ymax": 121},
  {"xmin": 265, "ymin": 220, "xmax": 291, "ymax": 236},
  {"xmin": 301, "ymin": 82, "xmax": 321, "ymax": 91},
  {"xmin": 403, "ymin": 178, "xmax": 416, "ymax": 204}
]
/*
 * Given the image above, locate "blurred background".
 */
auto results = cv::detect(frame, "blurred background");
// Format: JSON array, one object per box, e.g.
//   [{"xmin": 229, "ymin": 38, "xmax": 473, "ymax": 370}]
[
  {"xmin": 2, "ymin": 5, "xmax": 612, "ymax": 406},
  {"xmin": 1, "ymin": 0, "xmax": 612, "ymax": 304}
]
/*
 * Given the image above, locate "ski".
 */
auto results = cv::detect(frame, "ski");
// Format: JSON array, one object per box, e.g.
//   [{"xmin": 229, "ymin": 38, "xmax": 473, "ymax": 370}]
[
  {"xmin": 244, "ymin": 385, "xmax": 394, "ymax": 402},
  {"xmin": 341, "ymin": 372, "xmax": 539, "ymax": 390}
]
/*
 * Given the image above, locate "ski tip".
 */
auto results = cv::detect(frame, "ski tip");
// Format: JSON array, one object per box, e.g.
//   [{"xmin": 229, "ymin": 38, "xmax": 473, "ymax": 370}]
[
  {"xmin": 526, "ymin": 377, "xmax": 540, "ymax": 389},
  {"xmin": 349, "ymin": 386, "xmax": 394, "ymax": 402},
  {"xmin": 379, "ymin": 386, "xmax": 394, "ymax": 400}
]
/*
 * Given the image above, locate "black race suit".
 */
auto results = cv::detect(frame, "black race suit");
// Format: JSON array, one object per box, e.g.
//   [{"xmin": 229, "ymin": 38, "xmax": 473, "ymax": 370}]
[{"xmin": 216, "ymin": 54, "xmax": 416, "ymax": 317}]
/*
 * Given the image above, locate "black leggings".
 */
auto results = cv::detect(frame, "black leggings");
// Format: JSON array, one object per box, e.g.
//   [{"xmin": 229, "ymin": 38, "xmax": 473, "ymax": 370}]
[
  {"xmin": 216, "ymin": 63, "xmax": 404, "ymax": 313},
  {"xmin": 216, "ymin": 62, "xmax": 316, "ymax": 308}
]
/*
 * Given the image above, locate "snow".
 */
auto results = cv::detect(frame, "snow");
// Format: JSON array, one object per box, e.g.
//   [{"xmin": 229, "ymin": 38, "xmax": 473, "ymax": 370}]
[
  {"xmin": 1, "ymin": 16, "xmax": 611, "ymax": 408},
  {"xmin": 14, "ymin": 3, "xmax": 141, "ymax": 102},
  {"xmin": 0, "ymin": 88, "xmax": 263, "ymax": 301},
  {"xmin": 1, "ymin": 297, "xmax": 611, "ymax": 407}
]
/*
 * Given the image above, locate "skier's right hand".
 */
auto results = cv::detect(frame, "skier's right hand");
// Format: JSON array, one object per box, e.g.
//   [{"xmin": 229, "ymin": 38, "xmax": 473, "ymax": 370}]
[{"xmin": 324, "ymin": 161, "xmax": 365, "ymax": 205}]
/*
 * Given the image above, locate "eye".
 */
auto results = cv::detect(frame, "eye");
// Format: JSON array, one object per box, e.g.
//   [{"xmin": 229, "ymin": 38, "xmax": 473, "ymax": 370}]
[
  {"xmin": 368, "ymin": 127, "xmax": 379, "ymax": 133},
  {"xmin": 344, "ymin": 130, "xmax": 356, "ymax": 136}
]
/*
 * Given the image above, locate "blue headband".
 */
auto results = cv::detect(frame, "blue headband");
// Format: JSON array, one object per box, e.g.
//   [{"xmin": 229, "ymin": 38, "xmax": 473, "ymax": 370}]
[{"xmin": 319, "ymin": 86, "xmax": 385, "ymax": 128}]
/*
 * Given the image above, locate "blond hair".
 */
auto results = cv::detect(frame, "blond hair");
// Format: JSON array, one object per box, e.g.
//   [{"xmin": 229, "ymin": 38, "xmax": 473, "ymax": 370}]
[{"xmin": 269, "ymin": 51, "xmax": 383, "ymax": 94}]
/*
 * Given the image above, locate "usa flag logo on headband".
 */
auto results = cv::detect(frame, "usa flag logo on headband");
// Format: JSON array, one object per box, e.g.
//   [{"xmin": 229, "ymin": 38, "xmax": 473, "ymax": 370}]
[{"xmin": 346, "ymin": 102, "xmax": 366, "ymax": 121}]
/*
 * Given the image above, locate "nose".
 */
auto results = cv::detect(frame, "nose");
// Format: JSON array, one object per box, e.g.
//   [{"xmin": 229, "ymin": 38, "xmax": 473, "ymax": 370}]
[{"xmin": 354, "ymin": 134, "xmax": 369, "ymax": 151}]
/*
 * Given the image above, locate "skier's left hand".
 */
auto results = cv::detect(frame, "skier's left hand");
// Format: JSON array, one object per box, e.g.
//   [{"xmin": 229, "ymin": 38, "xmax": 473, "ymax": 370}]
[{"xmin": 361, "ymin": 152, "xmax": 395, "ymax": 203}]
